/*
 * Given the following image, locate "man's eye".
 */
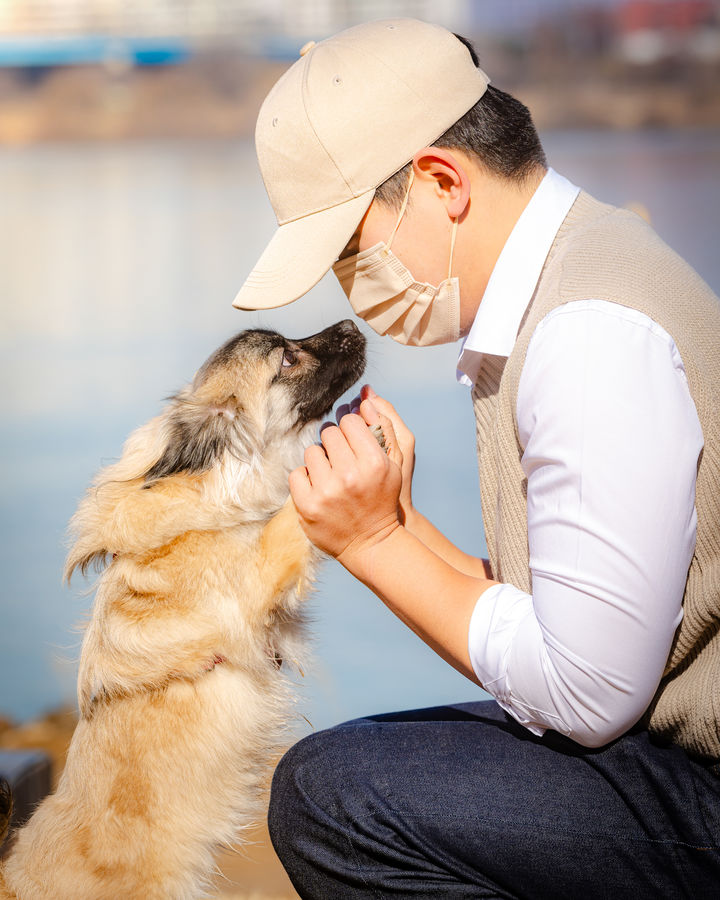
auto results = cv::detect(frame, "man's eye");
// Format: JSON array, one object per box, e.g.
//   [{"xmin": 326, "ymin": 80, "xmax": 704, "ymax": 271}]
[{"xmin": 282, "ymin": 349, "xmax": 297, "ymax": 368}]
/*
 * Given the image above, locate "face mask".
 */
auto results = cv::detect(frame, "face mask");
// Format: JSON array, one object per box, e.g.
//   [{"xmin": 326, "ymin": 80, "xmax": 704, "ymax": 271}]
[{"xmin": 332, "ymin": 170, "xmax": 461, "ymax": 346}]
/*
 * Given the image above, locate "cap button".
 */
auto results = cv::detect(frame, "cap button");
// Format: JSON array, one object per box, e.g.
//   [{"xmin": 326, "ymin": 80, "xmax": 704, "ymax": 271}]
[{"xmin": 299, "ymin": 41, "xmax": 316, "ymax": 57}]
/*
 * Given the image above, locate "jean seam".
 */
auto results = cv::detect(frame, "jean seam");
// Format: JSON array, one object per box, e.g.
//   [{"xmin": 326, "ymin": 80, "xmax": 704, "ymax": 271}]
[{"xmin": 363, "ymin": 810, "xmax": 720, "ymax": 853}]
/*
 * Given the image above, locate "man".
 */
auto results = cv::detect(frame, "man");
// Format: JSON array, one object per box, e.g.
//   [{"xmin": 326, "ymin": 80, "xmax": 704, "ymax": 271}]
[{"xmin": 234, "ymin": 19, "xmax": 720, "ymax": 898}]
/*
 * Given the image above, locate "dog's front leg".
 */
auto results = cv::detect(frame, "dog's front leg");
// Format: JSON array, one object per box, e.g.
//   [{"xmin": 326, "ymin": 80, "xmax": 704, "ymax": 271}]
[{"xmin": 257, "ymin": 497, "xmax": 315, "ymax": 607}]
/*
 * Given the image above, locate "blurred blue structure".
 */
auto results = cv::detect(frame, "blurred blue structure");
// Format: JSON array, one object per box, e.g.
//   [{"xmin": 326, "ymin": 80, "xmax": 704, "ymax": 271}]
[{"xmin": 0, "ymin": 35, "xmax": 191, "ymax": 68}]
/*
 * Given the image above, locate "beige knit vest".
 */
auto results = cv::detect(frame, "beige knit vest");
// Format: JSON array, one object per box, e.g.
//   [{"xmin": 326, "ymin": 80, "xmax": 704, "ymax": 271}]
[{"xmin": 472, "ymin": 190, "xmax": 720, "ymax": 767}]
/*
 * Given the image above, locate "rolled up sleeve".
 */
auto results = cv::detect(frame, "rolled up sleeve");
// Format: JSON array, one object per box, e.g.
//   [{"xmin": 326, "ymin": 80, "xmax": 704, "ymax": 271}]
[{"xmin": 467, "ymin": 300, "xmax": 702, "ymax": 747}]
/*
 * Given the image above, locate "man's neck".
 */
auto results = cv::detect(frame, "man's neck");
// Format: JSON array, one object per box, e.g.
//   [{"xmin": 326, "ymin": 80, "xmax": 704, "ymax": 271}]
[{"xmin": 458, "ymin": 165, "xmax": 546, "ymax": 332}]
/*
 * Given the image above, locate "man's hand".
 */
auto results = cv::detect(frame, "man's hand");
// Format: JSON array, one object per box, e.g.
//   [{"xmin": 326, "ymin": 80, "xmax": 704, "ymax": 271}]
[
  {"xmin": 291, "ymin": 385, "xmax": 496, "ymax": 684},
  {"xmin": 339, "ymin": 386, "xmax": 493, "ymax": 580},
  {"xmin": 289, "ymin": 406, "xmax": 403, "ymax": 570},
  {"xmin": 337, "ymin": 385, "xmax": 416, "ymax": 524}
]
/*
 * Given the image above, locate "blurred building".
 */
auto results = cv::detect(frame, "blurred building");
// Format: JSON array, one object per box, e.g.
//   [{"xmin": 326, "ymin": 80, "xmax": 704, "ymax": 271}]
[
  {"xmin": 616, "ymin": 0, "xmax": 720, "ymax": 63},
  {"xmin": 0, "ymin": 0, "xmax": 472, "ymax": 42},
  {"xmin": 1, "ymin": 1, "xmax": 719, "ymax": 63}
]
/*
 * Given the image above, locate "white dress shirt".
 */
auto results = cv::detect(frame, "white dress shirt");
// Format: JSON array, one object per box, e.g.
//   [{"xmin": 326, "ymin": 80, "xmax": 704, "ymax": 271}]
[{"xmin": 458, "ymin": 169, "xmax": 703, "ymax": 747}]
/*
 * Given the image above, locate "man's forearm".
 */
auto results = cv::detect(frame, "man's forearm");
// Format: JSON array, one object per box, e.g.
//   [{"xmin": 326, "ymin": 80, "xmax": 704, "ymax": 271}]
[
  {"xmin": 403, "ymin": 506, "xmax": 493, "ymax": 579},
  {"xmin": 338, "ymin": 524, "xmax": 497, "ymax": 683},
  {"xmin": 290, "ymin": 410, "xmax": 497, "ymax": 680}
]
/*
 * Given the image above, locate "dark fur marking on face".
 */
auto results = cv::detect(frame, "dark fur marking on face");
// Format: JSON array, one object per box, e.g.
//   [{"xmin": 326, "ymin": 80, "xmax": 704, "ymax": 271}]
[{"xmin": 290, "ymin": 320, "xmax": 367, "ymax": 423}]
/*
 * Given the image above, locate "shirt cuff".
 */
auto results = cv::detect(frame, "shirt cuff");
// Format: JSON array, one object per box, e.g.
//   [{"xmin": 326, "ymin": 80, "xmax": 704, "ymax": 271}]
[{"xmin": 467, "ymin": 583, "xmax": 547, "ymax": 737}]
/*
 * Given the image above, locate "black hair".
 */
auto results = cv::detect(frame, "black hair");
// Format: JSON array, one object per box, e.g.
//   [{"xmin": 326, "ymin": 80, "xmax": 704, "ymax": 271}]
[{"xmin": 374, "ymin": 34, "xmax": 547, "ymax": 208}]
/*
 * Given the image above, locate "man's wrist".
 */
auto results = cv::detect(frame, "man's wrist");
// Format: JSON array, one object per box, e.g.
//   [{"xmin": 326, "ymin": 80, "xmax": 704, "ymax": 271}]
[
  {"xmin": 336, "ymin": 517, "xmax": 403, "ymax": 583},
  {"xmin": 402, "ymin": 502, "xmax": 427, "ymax": 533}
]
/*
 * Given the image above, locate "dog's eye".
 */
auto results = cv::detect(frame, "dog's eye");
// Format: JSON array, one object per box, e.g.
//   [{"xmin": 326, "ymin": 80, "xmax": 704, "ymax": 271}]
[{"xmin": 281, "ymin": 349, "xmax": 297, "ymax": 368}]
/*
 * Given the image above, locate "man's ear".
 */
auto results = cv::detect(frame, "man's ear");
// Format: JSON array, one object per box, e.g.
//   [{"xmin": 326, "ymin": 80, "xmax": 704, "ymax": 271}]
[{"xmin": 412, "ymin": 147, "xmax": 471, "ymax": 220}]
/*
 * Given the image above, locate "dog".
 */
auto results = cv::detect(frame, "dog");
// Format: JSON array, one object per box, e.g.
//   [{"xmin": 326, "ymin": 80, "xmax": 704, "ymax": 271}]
[{"xmin": 0, "ymin": 319, "xmax": 368, "ymax": 899}]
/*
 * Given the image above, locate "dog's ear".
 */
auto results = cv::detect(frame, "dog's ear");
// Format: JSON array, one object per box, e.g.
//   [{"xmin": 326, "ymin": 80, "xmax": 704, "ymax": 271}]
[
  {"xmin": 64, "ymin": 545, "xmax": 110, "ymax": 583},
  {"xmin": 63, "ymin": 415, "xmax": 164, "ymax": 583},
  {"xmin": 143, "ymin": 392, "xmax": 251, "ymax": 484},
  {"xmin": 65, "ymin": 393, "xmax": 257, "ymax": 584}
]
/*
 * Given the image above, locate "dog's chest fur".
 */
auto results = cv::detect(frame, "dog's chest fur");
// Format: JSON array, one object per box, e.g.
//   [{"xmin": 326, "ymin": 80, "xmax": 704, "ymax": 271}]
[{"xmin": 78, "ymin": 496, "xmax": 317, "ymax": 717}]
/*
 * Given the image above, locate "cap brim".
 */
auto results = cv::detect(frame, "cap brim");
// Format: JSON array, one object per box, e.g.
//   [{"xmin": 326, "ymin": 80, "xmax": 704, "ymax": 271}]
[{"xmin": 232, "ymin": 188, "xmax": 376, "ymax": 311}]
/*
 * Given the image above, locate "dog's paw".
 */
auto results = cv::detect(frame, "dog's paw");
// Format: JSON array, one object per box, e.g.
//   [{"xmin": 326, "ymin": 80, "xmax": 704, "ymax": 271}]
[{"xmin": 369, "ymin": 422, "xmax": 387, "ymax": 454}]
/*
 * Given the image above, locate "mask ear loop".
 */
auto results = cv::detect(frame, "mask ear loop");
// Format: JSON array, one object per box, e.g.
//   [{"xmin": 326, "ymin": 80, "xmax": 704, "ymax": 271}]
[
  {"xmin": 447, "ymin": 216, "xmax": 458, "ymax": 280},
  {"xmin": 385, "ymin": 168, "xmax": 415, "ymax": 251}
]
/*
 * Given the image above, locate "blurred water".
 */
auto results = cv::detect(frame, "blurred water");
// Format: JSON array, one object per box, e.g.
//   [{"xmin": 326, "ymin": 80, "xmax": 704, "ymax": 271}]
[{"xmin": 1, "ymin": 129, "xmax": 718, "ymax": 732}]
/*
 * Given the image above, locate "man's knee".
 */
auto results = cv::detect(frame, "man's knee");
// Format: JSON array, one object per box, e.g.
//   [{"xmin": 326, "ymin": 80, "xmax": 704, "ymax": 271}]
[
  {"xmin": 269, "ymin": 727, "xmax": 345, "ymax": 851},
  {"xmin": 269, "ymin": 733, "xmax": 309, "ymax": 850}
]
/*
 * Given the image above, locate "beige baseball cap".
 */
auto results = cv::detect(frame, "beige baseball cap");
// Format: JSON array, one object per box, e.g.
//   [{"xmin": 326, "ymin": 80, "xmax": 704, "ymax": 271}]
[{"xmin": 233, "ymin": 18, "xmax": 489, "ymax": 311}]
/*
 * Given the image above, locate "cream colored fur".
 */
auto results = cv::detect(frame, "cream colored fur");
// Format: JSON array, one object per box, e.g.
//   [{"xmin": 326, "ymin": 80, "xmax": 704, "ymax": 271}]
[{"xmin": 0, "ymin": 324, "xmax": 365, "ymax": 899}]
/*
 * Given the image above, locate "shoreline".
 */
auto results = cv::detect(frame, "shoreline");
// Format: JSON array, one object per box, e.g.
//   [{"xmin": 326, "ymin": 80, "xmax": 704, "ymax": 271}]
[{"xmin": 0, "ymin": 55, "xmax": 718, "ymax": 146}]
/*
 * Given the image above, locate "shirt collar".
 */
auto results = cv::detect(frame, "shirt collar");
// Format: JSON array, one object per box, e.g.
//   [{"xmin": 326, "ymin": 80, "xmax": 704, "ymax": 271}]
[{"xmin": 456, "ymin": 168, "xmax": 580, "ymax": 386}]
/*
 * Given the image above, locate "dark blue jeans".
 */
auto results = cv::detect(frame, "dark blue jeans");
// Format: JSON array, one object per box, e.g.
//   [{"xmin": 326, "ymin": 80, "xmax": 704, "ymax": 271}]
[{"xmin": 268, "ymin": 701, "xmax": 720, "ymax": 899}]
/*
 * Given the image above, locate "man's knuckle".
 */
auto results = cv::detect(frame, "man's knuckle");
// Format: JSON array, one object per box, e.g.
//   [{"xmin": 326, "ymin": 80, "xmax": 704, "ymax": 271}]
[
  {"xmin": 313, "ymin": 481, "xmax": 331, "ymax": 503},
  {"xmin": 303, "ymin": 505, "xmax": 319, "ymax": 523},
  {"xmin": 341, "ymin": 470, "xmax": 359, "ymax": 491},
  {"xmin": 368, "ymin": 455, "xmax": 386, "ymax": 478}
]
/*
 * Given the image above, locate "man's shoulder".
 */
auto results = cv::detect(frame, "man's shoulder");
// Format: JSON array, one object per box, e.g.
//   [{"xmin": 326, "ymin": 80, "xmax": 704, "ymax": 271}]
[
  {"xmin": 503, "ymin": 188, "xmax": 720, "ymax": 411},
  {"xmin": 556, "ymin": 190, "xmax": 665, "ymax": 262},
  {"xmin": 544, "ymin": 189, "xmax": 718, "ymax": 311}
]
